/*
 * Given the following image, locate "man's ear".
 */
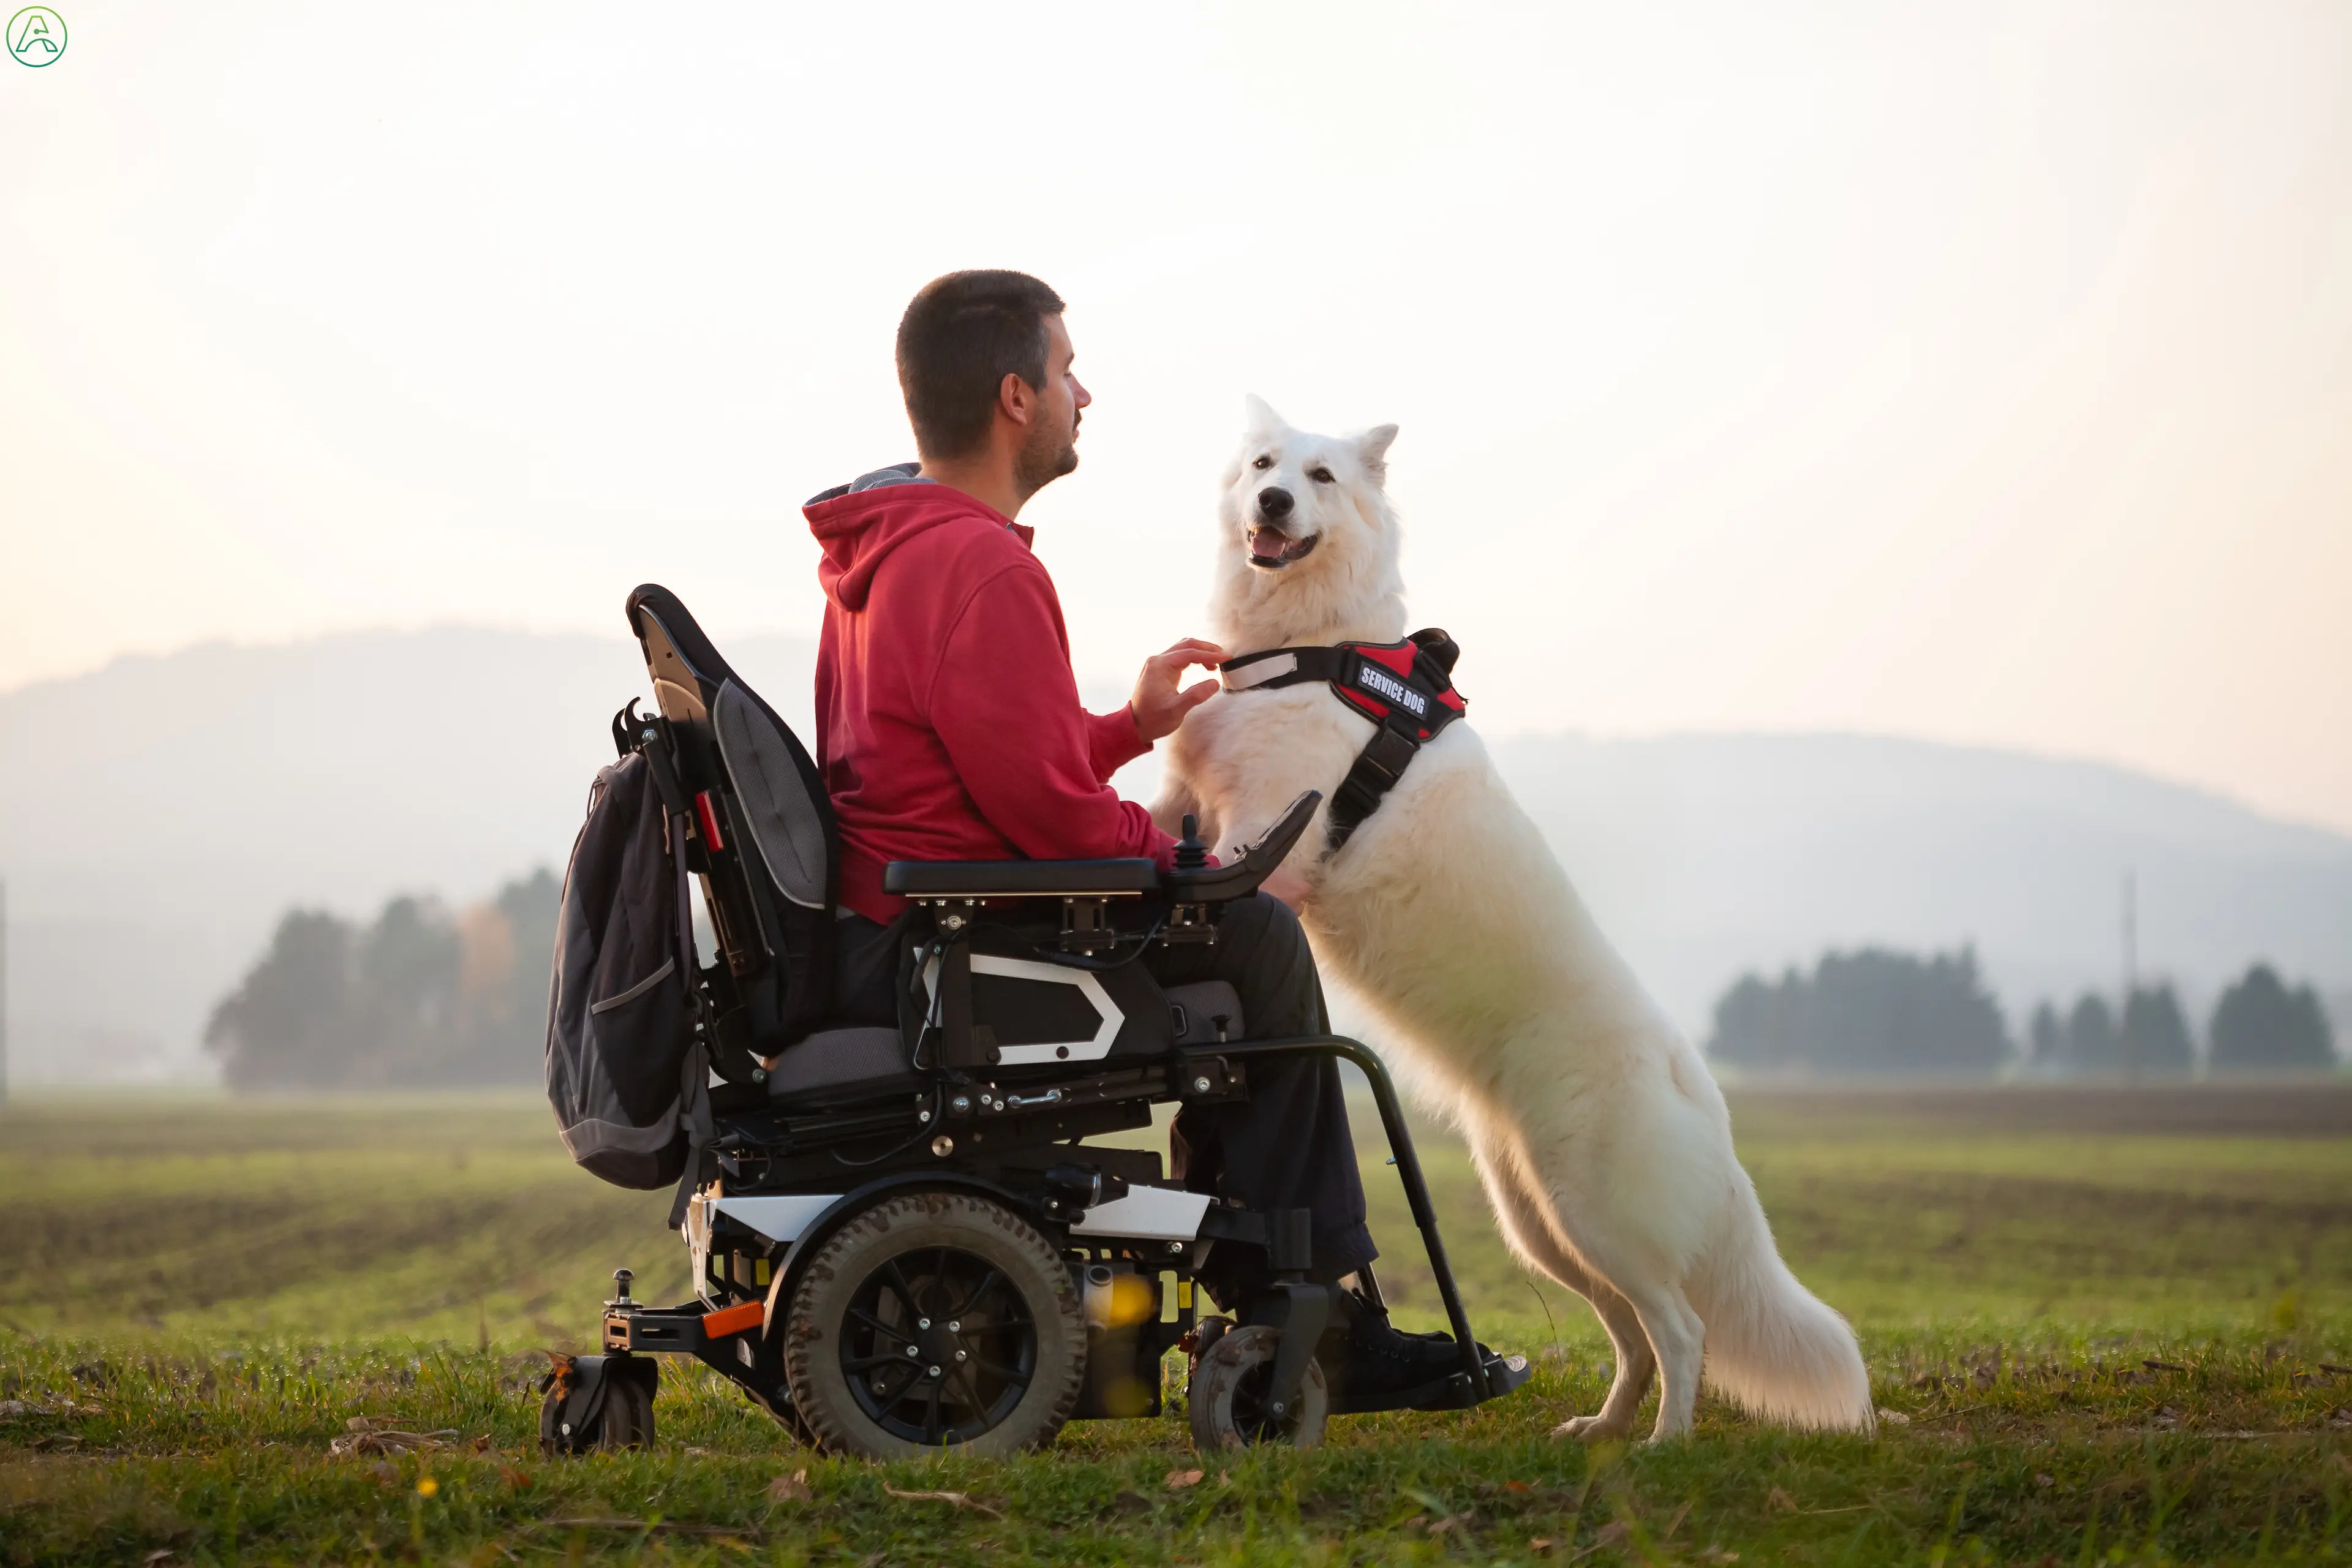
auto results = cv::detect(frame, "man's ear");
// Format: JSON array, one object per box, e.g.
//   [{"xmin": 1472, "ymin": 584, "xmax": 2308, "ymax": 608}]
[
  {"xmin": 1355, "ymin": 423, "xmax": 1400, "ymax": 480},
  {"xmin": 1000, "ymin": 370, "xmax": 1037, "ymax": 426},
  {"xmin": 1243, "ymin": 393, "xmax": 1288, "ymax": 436}
]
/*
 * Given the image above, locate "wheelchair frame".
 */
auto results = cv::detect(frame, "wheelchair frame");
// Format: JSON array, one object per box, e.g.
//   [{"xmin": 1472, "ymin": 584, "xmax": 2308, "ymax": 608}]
[
  {"xmin": 592, "ymin": 1032, "xmax": 1510, "ymax": 1433},
  {"xmin": 551, "ymin": 586, "xmax": 1531, "ymax": 1456}
]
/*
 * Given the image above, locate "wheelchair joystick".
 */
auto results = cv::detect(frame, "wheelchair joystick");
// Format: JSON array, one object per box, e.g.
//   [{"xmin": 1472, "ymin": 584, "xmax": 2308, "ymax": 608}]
[
  {"xmin": 606, "ymin": 1268, "xmax": 635, "ymax": 1312},
  {"xmin": 1175, "ymin": 815, "xmax": 1210, "ymax": 871},
  {"xmin": 1163, "ymin": 815, "xmax": 1221, "ymax": 946}
]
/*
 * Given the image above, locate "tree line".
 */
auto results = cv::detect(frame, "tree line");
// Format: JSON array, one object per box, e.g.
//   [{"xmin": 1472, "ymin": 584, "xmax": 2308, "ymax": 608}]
[
  {"xmin": 205, "ymin": 870, "xmax": 558, "ymax": 1090},
  {"xmin": 1709, "ymin": 948, "xmax": 2339, "ymax": 1079},
  {"xmin": 2023, "ymin": 965, "xmax": 2337, "ymax": 1076},
  {"xmin": 206, "ymin": 884, "xmax": 2339, "ymax": 1087}
]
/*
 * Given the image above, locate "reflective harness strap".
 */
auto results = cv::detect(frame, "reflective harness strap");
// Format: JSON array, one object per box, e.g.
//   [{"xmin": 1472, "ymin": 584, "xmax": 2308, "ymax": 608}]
[{"xmin": 1218, "ymin": 630, "xmax": 1466, "ymax": 851}]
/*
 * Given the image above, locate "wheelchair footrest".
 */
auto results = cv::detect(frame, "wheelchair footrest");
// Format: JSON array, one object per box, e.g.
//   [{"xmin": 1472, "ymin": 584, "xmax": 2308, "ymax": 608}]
[{"xmin": 1327, "ymin": 1348, "xmax": 1534, "ymax": 1417}]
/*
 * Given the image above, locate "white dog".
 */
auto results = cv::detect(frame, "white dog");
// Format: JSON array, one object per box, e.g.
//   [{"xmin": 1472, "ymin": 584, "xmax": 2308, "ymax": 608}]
[{"xmin": 1153, "ymin": 398, "xmax": 1873, "ymax": 1442}]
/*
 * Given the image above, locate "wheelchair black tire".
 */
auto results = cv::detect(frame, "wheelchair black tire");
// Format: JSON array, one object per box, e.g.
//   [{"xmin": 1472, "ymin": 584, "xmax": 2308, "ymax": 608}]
[
  {"xmin": 606, "ymin": 1370, "xmax": 655, "ymax": 1450},
  {"xmin": 781, "ymin": 1191, "xmax": 1085, "ymax": 1460},
  {"xmin": 544, "ymin": 1365, "xmax": 653, "ymax": 1453}
]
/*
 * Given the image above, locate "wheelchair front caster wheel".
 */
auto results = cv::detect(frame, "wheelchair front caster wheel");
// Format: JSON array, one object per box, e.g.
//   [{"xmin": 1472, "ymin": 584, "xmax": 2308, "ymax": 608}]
[
  {"xmin": 541, "ymin": 1365, "xmax": 654, "ymax": 1453},
  {"xmin": 1187, "ymin": 1323, "xmax": 1328, "ymax": 1450}
]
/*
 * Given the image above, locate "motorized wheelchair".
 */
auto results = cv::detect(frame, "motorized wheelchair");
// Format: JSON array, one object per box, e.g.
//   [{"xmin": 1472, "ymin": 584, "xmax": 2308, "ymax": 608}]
[{"xmin": 545, "ymin": 584, "xmax": 1530, "ymax": 1460}]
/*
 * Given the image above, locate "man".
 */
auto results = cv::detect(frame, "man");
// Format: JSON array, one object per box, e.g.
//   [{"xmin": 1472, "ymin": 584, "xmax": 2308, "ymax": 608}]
[{"xmin": 804, "ymin": 270, "xmax": 1463, "ymax": 1397}]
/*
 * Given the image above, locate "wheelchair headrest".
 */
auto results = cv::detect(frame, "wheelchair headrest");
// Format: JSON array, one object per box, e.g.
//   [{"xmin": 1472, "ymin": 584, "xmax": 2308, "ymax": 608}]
[
  {"xmin": 624, "ymin": 584, "xmax": 835, "ymax": 913},
  {"xmin": 627, "ymin": 583, "xmax": 739, "ymax": 726}
]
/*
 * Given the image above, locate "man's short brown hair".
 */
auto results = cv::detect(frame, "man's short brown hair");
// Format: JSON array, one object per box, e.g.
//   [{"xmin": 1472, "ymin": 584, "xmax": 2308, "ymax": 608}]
[{"xmin": 895, "ymin": 270, "xmax": 1066, "ymax": 459}]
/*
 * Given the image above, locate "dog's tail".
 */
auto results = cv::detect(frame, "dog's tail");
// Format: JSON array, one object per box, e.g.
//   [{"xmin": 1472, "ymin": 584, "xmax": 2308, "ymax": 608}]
[{"xmin": 1689, "ymin": 1185, "xmax": 1875, "ymax": 1433}]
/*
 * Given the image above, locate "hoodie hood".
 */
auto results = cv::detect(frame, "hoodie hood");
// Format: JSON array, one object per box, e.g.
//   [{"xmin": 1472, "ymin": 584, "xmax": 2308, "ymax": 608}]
[{"xmin": 805, "ymin": 465, "xmax": 1033, "ymax": 611}]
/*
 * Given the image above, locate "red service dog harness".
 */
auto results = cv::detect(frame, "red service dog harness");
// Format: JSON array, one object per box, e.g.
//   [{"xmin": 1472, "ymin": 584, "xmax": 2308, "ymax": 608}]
[{"xmin": 1216, "ymin": 629, "xmax": 1467, "ymax": 850}]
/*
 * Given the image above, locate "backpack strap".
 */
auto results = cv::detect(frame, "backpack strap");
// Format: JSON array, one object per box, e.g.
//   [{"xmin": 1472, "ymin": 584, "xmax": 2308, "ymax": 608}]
[
  {"xmin": 631, "ymin": 720, "xmax": 721, "ymax": 1230},
  {"xmin": 667, "ymin": 804, "xmax": 717, "ymax": 1231},
  {"xmin": 1217, "ymin": 631, "xmax": 1467, "ymax": 852}
]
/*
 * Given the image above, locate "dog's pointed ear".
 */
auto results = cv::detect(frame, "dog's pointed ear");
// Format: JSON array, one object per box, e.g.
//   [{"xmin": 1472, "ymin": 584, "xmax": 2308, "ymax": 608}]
[
  {"xmin": 1243, "ymin": 394, "xmax": 1288, "ymax": 436},
  {"xmin": 1355, "ymin": 423, "xmax": 1400, "ymax": 480}
]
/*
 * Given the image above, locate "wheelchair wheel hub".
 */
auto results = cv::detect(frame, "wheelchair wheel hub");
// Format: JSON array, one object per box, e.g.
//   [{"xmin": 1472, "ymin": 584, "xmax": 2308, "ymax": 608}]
[{"xmin": 842, "ymin": 1245, "xmax": 1039, "ymax": 1446}]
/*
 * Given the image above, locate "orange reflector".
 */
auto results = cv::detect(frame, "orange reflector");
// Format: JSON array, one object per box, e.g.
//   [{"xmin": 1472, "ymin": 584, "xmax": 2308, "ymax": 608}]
[{"xmin": 701, "ymin": 1300, "xmax": 765, "ymax": 1339}]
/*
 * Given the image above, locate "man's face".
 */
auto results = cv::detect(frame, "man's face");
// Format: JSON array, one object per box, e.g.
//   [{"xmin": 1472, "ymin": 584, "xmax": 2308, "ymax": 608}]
[{"xmin": 1012, "ymin": 313, "xmax": 1090, "ymax": 498}]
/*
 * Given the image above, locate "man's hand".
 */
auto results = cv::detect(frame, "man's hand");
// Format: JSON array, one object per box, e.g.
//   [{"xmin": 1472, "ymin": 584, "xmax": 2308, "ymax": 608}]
[{"xmin": 1129, "ymin": 638, "xmax": 1227, "ymax": 744}]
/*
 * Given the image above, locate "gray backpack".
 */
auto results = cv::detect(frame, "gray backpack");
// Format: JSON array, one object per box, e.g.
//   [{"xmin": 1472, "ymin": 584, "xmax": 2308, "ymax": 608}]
[{"xmin": 544, "ymin": 749, "xmax": 704, "ymax": 1189}]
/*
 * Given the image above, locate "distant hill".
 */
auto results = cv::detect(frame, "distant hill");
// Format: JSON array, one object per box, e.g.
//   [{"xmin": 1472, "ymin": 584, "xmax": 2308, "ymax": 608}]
[
  {"xmin": 1487, "ymin": 731, "xmax": 2352, "ymax": 1055},
  {"xmin": 2, "ymin": 630, "xmax": 2345, "ymax": 1083},
  {"xmin": 0, "ymin": 628, "xmax": 813, "ymax": 1084}
]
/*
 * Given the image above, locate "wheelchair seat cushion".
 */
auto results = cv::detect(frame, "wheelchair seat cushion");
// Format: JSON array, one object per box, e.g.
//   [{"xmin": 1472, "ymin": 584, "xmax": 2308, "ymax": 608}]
[
  {"xmin": 764, "ymin": 1025, "xmax": 918, "ymax": 1104},
  {"xmin": 882, "ymin": 858, "xmax": 1159, "ymax": 898}
]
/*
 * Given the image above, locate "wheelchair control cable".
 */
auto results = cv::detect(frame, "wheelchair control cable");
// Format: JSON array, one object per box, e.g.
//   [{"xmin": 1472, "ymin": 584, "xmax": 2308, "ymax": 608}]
[
  {"xmin": 829, "ymin": 1080, "xmax": 946, "ymax": 1170},
  {"xmin": 991, "ymin": 909, "xmax": 1172, "ymax": 974}
]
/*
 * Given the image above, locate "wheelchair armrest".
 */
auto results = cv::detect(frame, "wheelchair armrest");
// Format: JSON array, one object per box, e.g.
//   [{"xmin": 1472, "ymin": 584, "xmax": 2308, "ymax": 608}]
[
  {"xmin": 1161, "ymin": 790, "xmax": 1323, "ymax": 903},
  {"xmin": 882, "ymin": 858, "xmax": 1161, "ymax": 899}
]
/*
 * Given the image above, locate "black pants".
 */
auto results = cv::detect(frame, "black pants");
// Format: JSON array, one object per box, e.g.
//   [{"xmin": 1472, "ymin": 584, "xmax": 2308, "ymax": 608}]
[{"xmin": 831, "ymin": 894, "xmax": 1375, "ymax": 1307}]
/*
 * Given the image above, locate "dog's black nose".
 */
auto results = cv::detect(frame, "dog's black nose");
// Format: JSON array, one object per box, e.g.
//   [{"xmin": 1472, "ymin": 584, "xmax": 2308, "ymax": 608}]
[{"xmin": 1257, "ymin": 486, "xmax": 1294, "ymax": 521}]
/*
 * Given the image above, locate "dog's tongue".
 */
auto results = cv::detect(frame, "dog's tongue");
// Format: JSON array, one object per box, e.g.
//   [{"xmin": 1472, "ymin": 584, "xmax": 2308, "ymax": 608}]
[{"xmin": 1249, "ymin": 527, "xmax": 1291, "ymax": 560}]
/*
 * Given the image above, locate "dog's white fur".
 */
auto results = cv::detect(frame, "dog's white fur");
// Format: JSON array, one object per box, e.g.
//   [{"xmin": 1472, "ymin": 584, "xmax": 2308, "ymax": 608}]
[{"xmin": 1153, "ymin": 396, "xmax": 1873, "ymax": 1442}]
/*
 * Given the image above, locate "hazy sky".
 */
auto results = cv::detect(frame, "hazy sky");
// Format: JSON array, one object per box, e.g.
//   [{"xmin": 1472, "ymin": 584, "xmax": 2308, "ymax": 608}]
[{"xmin": 6, "ymin": 2, "xmax": 2348, "ymax": 832}]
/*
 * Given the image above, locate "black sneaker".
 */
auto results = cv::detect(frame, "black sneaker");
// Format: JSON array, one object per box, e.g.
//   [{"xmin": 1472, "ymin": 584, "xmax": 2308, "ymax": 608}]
[{"xmin": 1344, "ymin": 1289, "xmax": 1487, "ymax": 1352}]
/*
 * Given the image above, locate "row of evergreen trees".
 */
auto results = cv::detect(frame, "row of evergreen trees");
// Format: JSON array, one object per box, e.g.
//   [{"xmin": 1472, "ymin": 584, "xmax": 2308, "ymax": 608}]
[
  {"xmin": 2024, "ymin": 965, "xmax": 2338, "ymax": 1076},
  {"xmin": 1709, "ymin": 949, "xmax": 2339, "ymax": 1078},
  {"xmin": 204, "ymin": 870, "xmax": 559, "ymax": 1090},
  {"xmin": 206, "ymin": 883, "xmax": 2337, "ymax": 1087},
  {"xmin": 1708, "ymin": 948, "xmax": 2010, "ymax": 1076}
]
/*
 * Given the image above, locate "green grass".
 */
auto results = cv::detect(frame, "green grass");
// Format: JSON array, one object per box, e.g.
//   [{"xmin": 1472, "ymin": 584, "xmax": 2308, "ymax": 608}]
[{"xmin": 3, "ymin": 1085, "xmax": 2350, "ymax": 1564}]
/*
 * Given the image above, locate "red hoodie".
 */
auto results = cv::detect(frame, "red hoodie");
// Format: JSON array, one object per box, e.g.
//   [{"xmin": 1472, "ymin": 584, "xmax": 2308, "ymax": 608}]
[{"xmin": 807, "ymin": 472, "xmax": 1177, "ymax": 922}]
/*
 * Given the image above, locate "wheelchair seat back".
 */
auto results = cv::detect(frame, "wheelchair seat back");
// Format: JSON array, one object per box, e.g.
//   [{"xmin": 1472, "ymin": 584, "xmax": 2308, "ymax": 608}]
[{"xmin": 625, "ymin": 584, "xmax": 840, "ymax": 1058}]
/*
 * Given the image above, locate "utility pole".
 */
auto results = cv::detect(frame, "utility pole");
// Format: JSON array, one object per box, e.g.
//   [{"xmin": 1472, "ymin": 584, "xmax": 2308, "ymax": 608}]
[{"xmin": 2121, "ymin": 870, "xmax": 2138, "ymax": 1084}]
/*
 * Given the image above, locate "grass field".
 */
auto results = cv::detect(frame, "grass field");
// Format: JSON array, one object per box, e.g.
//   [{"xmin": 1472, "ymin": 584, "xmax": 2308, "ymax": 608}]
[{"xmin": 3, "ymin": 1083, "xmax": 2350, "ymax": 1564}]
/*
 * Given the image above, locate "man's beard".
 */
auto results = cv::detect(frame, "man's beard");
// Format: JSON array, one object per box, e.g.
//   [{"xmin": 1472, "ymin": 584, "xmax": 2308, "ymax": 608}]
[{"xmin": 1012, "ymin": 410, "xmax": 1080, "ymax": 500}]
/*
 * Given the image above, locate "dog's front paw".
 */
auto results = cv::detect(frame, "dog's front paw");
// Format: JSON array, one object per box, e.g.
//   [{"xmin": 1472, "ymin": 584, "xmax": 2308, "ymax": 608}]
[{"xmin": 1550, "ymin": 1414, "xmax": 1633, "ymax": 1443}]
